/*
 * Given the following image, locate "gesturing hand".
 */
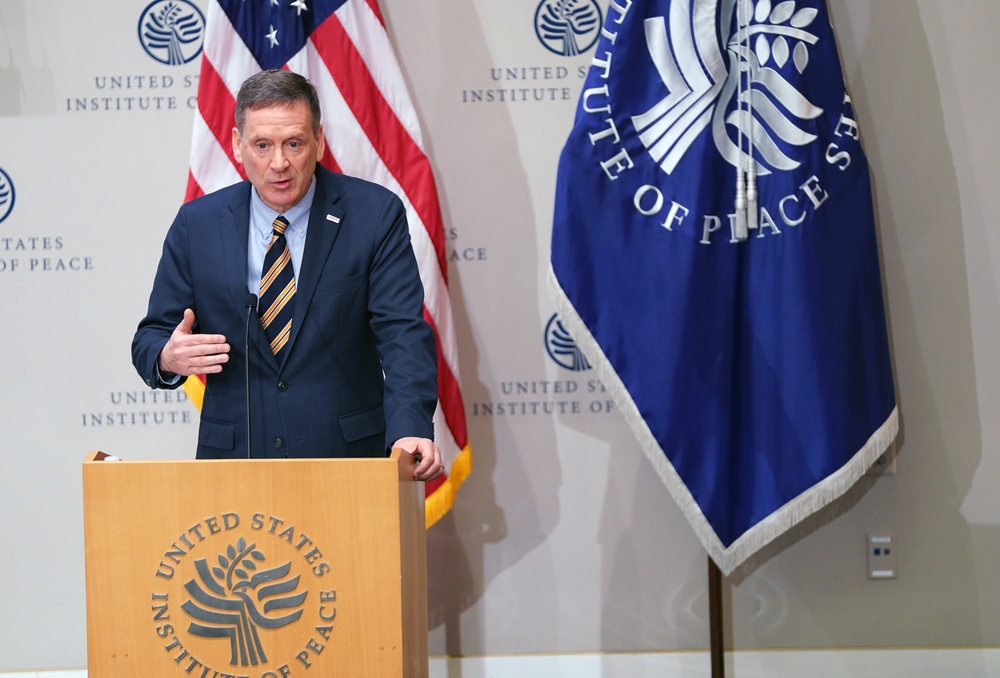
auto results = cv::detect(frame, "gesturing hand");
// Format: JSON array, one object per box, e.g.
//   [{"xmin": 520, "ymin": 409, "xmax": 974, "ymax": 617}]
[{"xmin": 157, "ymin": 308, "xmax": 230, "ymax": 377}]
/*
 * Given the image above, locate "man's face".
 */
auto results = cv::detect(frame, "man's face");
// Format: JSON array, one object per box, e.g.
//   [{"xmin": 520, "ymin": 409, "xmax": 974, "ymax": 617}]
[{"xmin": 232, "ymin": 100, "xmax": 325, "ymax": 214}]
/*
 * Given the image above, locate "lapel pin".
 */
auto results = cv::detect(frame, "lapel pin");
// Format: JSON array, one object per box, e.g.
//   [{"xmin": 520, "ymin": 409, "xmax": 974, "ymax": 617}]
[{"xmin": 326, "ymin": 214, "xmax": 341, "ymax": 224}]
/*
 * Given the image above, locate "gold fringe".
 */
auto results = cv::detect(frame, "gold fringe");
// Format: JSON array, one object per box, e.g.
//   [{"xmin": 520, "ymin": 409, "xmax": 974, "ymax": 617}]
[
  {"xmin": 426, "ymin": 444, "xmax": 473, "ymax": 528},
  {"xmin": 183, "ymin": 375, "xmax": 205, "ymax": 410}
]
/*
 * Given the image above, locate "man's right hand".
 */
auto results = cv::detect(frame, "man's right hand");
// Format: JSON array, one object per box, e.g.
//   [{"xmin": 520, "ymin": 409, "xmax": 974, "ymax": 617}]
[{"xmin": 157, "ymin": 308, "xmax": 230, "ymax": 377}]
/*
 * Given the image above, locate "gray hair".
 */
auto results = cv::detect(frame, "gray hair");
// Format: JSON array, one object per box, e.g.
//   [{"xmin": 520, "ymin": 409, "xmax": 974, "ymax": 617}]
[{"xmin": 234, "ymin": 69, "xmax": 322, "ymax": 133}]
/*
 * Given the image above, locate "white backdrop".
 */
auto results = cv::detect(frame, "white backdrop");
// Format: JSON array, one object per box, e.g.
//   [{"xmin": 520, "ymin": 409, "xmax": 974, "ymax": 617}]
[{"xmin": 1, "ymin": 0, "xmax": 999, "ymax": 672}]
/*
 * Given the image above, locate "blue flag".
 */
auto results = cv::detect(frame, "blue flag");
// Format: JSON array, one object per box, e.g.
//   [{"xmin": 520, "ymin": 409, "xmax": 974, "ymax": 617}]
[{"xmin": 550, "ymin": 0, "xmax": 897, "ymax": 574}]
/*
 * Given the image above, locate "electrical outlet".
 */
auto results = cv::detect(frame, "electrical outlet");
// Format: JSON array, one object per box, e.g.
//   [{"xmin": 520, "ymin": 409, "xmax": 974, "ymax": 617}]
[
  {"xmin": 868, "ymin": 441, "xmax": 897, "ymax": 475},
  {"xmin": 867, "ymin": 534, "xmax": 897, "ymax": 579}
]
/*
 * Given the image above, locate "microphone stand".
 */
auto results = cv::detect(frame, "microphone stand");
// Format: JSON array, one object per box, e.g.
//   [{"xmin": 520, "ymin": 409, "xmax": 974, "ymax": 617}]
[{"xmin": 245, "ymin": 294, "xmax": 258, "ymax": 459}]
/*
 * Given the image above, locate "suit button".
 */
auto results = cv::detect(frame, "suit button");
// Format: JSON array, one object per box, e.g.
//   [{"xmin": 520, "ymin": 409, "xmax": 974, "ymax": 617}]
[
  {"xmin": 273, "ymin": 437, "xmax": 284, "ymax": 449},
  {"xmin": 277, "ymin": 380, "xmax": 288, "ymax": 392}
]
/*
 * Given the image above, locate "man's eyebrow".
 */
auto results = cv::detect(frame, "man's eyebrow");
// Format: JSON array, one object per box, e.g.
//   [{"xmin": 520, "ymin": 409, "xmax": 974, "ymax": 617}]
[{"xmin": 251, "ymin": 132, "xmax": 306, "ymax": 141}]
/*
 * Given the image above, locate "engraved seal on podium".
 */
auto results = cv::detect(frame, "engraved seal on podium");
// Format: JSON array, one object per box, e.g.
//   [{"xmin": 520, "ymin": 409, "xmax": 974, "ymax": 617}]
[{"xmin": 150, "ymin": 511, "xmax": 336, "ymax": 676}]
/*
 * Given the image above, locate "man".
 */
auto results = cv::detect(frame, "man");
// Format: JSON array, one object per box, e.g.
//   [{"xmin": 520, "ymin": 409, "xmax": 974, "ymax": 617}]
[{"xmin": 132, "ymin": 69, "xmax": 442, "ymax": 481}]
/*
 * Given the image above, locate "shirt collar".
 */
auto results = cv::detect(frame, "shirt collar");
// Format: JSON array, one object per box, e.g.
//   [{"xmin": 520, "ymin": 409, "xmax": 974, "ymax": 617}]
[{"xmin": 250, "ymin": 176, "xmax": 317, "ymax": 238}]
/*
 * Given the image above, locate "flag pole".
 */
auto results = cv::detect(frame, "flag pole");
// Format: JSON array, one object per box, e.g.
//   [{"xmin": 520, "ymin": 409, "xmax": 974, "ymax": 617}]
[{"xmin": 708, "ymin": 556, "xmax": 725, "ymax": 677}]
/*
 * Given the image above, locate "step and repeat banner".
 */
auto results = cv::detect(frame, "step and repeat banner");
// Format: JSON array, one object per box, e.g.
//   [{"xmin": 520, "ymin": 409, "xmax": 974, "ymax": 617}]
[
  {"xmin": 1, "ymin": 0, "xmax": 697, "ymax": 670},
  {"xmin": 8, "ymin": 0, "xmax": 994, "ymax": 672}
]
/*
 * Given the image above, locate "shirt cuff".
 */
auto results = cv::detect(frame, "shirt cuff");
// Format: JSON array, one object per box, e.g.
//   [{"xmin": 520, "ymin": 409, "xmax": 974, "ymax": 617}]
[{"xmin": 154, "ymin": 362, "xmax": 183, "ymax": 388}]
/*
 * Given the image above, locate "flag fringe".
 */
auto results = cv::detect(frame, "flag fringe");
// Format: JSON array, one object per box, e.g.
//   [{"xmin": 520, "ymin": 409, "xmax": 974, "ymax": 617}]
[
  {"xmin": 425, "ymin": 444, "xmax": 473, "ymax": 528},
  {"xmin": 720, "ymin": 405, "xmax": 897, "ymax": 573},
  {"xmin": 184, "ymin": 375, "xmax": 469, "ymax": 529},
  {"xmin": 183, "ymin": 374, "xmax": 206, "ymax": 410},
  {"xmin": 548, "ymin": 266, "xmax": 898, "ymax": 575}
]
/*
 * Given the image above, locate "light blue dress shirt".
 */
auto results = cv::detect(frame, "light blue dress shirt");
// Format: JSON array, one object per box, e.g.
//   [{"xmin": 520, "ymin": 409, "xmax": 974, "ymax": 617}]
[{"xmin": 246, "ymin": 176, "xmax": 317, "ymax": 303}]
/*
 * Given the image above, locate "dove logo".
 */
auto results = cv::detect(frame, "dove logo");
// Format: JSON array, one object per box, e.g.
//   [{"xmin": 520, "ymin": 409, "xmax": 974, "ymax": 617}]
[
  {"xmin": 545, "ymin": 313, "xmax": 592, "ymax": 372},
  {"xmin": 535, "ymin": 0, "xmax": 603, "ymax": 57},
  {"xmin": 138, "ymin": 0, "xmax": 206, "ymax": 66},
  {"xmin": 632, "ymin": 0, "xmax": 824, "ymax": 176},
  {"xmin": 151, "ymin": 511, "xmax": 335, "ymax": 675},
  {"xmin": 0, "ymin": 168, "xmax": 14, "ymax": 224}
]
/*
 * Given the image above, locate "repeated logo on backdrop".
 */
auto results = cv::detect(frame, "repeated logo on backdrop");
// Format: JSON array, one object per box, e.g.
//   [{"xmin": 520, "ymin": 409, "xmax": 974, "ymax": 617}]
[
  {"xmin": 460, "ymin": 1, "xmax": 597, "ymax": 105},
  {"xmin": 62, "ymin": 3, "xmax": 203, "ymax": 114},
  {"xmin": 81, "ymin": 388, "xmax": 194, "ymax": 429},
  {"xmin": 534, "ymin": 0, "xmax": 603, "ymax": 56},
  {"xmin": 460, "ymin": 6, "xmax": 615, "ymax": 420},
  {"xmin": 138, "ymin": 0, "xmax": 207, "ymax": 66},
  {"xmin": 0, "ymin": 167, "xmax": 14, "ymax": 224},
  {"xmin": 470, "ymin": 314, "xmax": 617, "ymax": 419},
  {"xmin": 544, "ymin": 314, "xmax": 592, "ymax": 371},
  {"xmin": 64, "ymin": 4, "xmax": 203, "ymax": 431},
  {"xmin": 0, "ymin": 165, "xmax": 96, "ymax": 274}
]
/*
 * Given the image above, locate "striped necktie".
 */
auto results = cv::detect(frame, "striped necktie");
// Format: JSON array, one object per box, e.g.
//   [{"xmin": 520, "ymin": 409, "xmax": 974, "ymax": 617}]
[{"xmin": 260, "ymin": 215, "xmax": 295, "ymax": 358}]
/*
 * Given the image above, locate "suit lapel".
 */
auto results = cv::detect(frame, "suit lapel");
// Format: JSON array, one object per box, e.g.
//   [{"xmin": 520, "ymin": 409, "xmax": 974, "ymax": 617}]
[
  {"xmin": 223, "ymin": 185, "xmax": 278, "ymax": 371},
  {"xmin": 284, "ymin": 169, "xmax": 346, "ymax": 360}
]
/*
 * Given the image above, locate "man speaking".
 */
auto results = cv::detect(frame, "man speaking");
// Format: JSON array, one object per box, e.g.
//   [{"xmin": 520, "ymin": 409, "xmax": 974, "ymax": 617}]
[{"xmin": 132, "ymin": 69, "xmax": 442, "ymax": 481}]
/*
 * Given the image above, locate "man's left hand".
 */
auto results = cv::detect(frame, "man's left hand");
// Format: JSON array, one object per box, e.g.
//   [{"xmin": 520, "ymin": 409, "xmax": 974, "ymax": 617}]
[{"xmin": 392, "ymin": 437, "xmax": 444, "ymax": 481}]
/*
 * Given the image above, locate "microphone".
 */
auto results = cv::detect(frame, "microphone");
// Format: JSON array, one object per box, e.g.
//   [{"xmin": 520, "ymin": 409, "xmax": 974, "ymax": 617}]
[{"xmin": 244, "ymin": 293, "xmax": 258, "ymax": 459}]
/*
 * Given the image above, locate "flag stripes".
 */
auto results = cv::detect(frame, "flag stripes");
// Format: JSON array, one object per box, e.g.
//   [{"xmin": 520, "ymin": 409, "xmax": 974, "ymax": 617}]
[{"xmin": 310, "ymin": 11, "xmax": 448, "ymax": 277}]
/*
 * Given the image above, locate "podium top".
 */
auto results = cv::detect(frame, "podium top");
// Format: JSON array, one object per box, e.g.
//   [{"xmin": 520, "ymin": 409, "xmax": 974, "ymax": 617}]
[{"xmin": 84, "ymin": 448, "xmax": 417, "ymax": 479}]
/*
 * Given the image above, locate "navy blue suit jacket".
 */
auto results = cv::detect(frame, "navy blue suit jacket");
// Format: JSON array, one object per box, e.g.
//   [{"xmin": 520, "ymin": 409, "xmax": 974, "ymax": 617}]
[{"xmin": 132, "ymin": 166, "xmax": 437, "ymax": 459}]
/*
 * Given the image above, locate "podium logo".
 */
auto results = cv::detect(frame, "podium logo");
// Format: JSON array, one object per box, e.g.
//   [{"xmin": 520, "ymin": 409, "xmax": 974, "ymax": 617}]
[
  {"xmin": 152, "ymin": 511, "xmax": 336, "ymax": 677},
  {"xmin": 183, "ymin": 537, "xmax": 305, "ymax": 667}
]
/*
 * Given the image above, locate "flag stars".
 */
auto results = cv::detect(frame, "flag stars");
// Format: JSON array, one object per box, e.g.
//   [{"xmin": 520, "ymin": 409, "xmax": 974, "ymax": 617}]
[
  {"xmin": 291, "ymin": 0, "xmax": 308, "ymax": 15},
  {"xmin": 266, "ymin": 24, "xmax": 279, "ymax": 47}
]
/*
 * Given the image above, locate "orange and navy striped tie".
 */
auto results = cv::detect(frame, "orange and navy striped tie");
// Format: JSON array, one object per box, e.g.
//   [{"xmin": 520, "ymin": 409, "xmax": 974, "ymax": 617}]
[{"xmin": 259, "ymin": 215, "xmax": 295, "ymax": 358}]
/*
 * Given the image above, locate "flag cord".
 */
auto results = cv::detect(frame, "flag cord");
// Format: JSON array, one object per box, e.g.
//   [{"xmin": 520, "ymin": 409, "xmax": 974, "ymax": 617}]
[
  {"xmin": 744, "ymin": 0, "xmax": 758, "ymax": 233},
  {"xmin": 734, "ymin": 0, "xmax": 748, "ymax": 240},
  {"xmin": 734, "ymin": 0, "xmax": 749, "ymax": 240},
  {"xmin": 733, "ymin": 0, "xmax": 758, "ymax": 241}
]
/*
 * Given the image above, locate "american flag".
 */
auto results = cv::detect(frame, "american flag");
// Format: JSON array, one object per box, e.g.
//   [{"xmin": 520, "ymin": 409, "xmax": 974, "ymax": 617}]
[{"xmin": 182, "ymin": 0, "xmax": 471, "ymax": 525}]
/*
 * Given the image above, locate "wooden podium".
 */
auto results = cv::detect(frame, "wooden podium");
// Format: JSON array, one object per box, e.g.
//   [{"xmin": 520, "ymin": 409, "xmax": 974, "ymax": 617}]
[{"xmin": 82, "ymin": 450, "xmax": 427, "ymax": 677}]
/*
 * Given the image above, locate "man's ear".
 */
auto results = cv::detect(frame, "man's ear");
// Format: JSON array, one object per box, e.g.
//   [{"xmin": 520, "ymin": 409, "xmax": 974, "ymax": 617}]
[
  {"xmin": 316, "ymin": 124, "xmax": 326, "ymax": 158},
  {"xmin": 232, "ymin": 127, "xmax": 243, "ymax": 164}
]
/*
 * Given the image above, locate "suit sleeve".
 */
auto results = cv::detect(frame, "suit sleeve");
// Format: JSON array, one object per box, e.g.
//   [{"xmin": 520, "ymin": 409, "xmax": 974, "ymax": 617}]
[
  {"xmin": 366, "ymin": 192, "xmax": 438, "ymax": 447},
  {"xmin": 131, "ymin": 207, "xmax": 194, "ymax": 390}
]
